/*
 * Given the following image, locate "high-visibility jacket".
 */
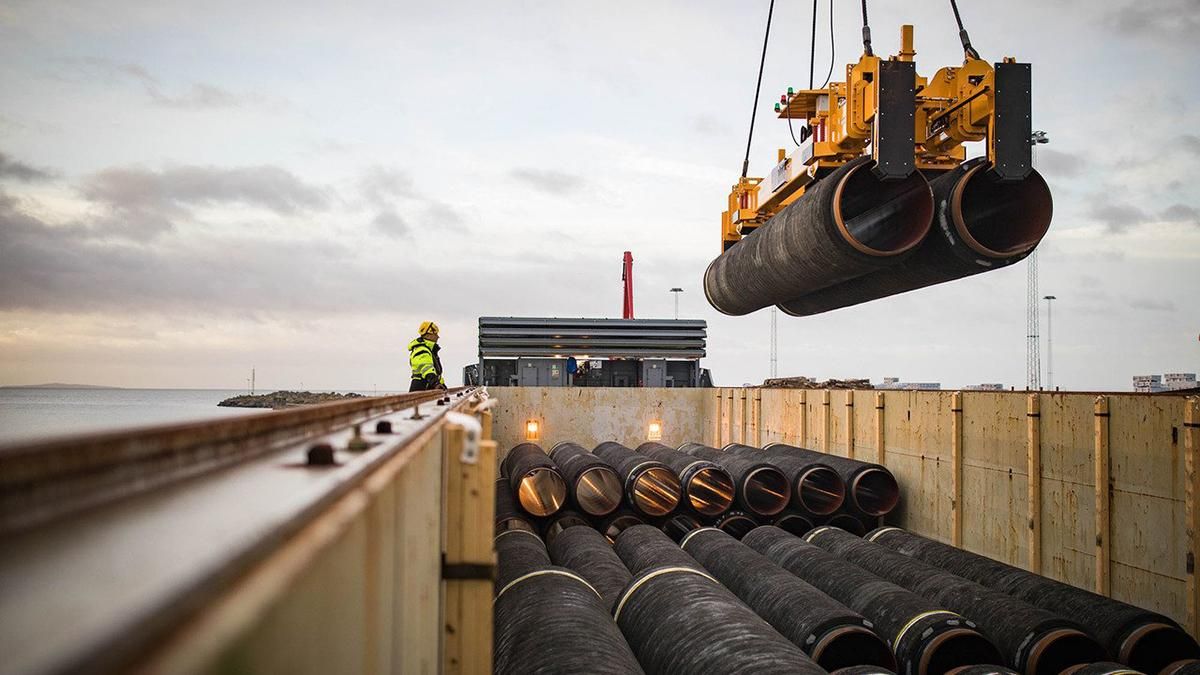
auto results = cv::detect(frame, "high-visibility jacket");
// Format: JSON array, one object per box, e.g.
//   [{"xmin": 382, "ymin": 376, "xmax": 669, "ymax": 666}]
[{"xmin": 408, "ymin": 337, "xmax": 444, "ymax": 386}]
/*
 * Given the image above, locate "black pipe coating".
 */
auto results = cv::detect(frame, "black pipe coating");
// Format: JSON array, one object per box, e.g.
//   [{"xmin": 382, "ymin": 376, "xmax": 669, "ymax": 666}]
[
  {"xmin": 1160, "ymin": 660, "xmax": 1200, "ymax": 675},
  {"xmin": 942, "ymin": 667, "xmax": 1019, "ymax": 675},
  {"xmin": 548, "ymin": 524, "xmax": 632, "ymax": 612},
  {"xmin": 822, "ymin": 512, "xmax": 869, "ymax": 537},
  {"xmin": 660, "ymin": 512, "xmax": 705, "ymax": 543},
  {"xmin": 704, "ymin": 156, "xmax": 934, "ymax": 316},
  {"xmin": 761, "ymin": 443, "xmax": 899, "ymax": 516},
  {"xmin": 593, "ymin": 441, "xmax": 682, "ymax": 517},
  {"xmin": 614, "ymin": 524, "xmax": 705, "ymax": 575},
  {"xmin": 495, "ymin": 477, "xmax": 538, "ymax": 534},
  {"xmin": 495, "ymin": 531, "xmax": 643, "ymax": 675},
  {"xmin": 773, "ymin": 511, "xmax": 816, "ymax": 537},
  {"xmin": 637, "ymin": 441, "xmax": 735, "ymax": 516},
  {"xmin": 542, "ymin": 509, "xmax": 589, "ymax": 548},
  {"xmin": 725, "ymin": 442, "xmax": 846, "ymax": 515},
  {"xmin": 744, "ymin": 525, "xmax": 1002, "ymax": 675},
  {"xmin": 549, "ymin": 441, "xmax": 625, "ymax": 517},
  {"xmin": 679, "ymin": 442, "xmax": 791, "ymax": 517},
  {"xmin": 501, "ymin": 442, "xmax": 568, "ymax": 517},
  {"xmin": 868, "ymin": 527, "xmax": 1200, "ymax": 675},
  {"xmin": 832, "ymin": 667, "xmax": 897, "ymax": 675},
  {"xmin": 681, "ymin": 526, "xmax": 896, "ymax": 671},
  {"xmin": 1059, "ymin": 664, "xmax": 1144, "ymax": 675},
  {"xmin": 715, "ymin": 510, "xmax": 761, "ymax": 539},
  {"xmin": 778, "ymin": 159, "xmax": 1052, "ymax": 316},
  {"xmin": 809, "ymin": 526, "xmax": 1106, "ymax": 675},
  {"xmin": 593, "ymin": 509, "xmax": 647, "ymax": 544}
]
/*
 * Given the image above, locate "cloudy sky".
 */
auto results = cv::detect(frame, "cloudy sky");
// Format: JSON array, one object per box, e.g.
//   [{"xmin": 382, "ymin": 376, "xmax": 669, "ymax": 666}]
[{"xmin": 0, "ymin": 0, "xmax": 1196, "ymax": 391}]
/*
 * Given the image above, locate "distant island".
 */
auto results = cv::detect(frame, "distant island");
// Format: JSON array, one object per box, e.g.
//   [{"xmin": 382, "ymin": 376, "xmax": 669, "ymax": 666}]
[
  {"xmin": 218, "ymin": 390, "xmax": 366, "ymax": 409},
  {"xmin": 0, "ymin": 382, "xmax": 123, "ymax": 389}
]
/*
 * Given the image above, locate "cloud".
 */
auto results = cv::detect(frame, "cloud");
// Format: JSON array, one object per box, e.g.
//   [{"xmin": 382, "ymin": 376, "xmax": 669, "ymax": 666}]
[
  {"xmin": 0, "ymin": 152, "xmax": 55, "ymax": 182},
  {"xmin": 80, "ymin": 164, "xmax": 329, "ymax": 237},
  {"xmin": 1101, "ymin": 1, "xmax": 1200, "ymax": 40},
  {"xmin": 1127, "ymin": 297, "xmax": 1177, "ymax": 312},
  {"xmin": 77, "ymin": 58, "xmax": 250, "ymax": 110},
  {"xmin": 1162, "ymin": 203, "xmax": 1200, "ymax": 225},
  {"xmin": 1086, "ymin": 200, "xmax": 1150, "ymax": 232},
  {"xmin": 371, "ymin": 208, "xmax": 410, "ymax": 238},
  {"xmin": 1182, "ymin": 135, "xmax": 1200, "ymax": 156},
  {"xmin": 359, "ymin": 166, "xmax": 415, "ymax": 206},
  {"xmin": 510, "ymin": 167, "xmax": 585, "ymax": 196},
  {"xmin": 1037, "ymin": 148, "xmax": 1086, "ymax": 178}
]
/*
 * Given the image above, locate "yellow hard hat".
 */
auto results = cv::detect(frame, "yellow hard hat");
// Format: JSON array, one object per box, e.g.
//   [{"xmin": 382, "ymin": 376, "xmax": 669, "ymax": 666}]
[{"xmin": 419, "ymin": 321, "xmax": 440, "ymax": 336}]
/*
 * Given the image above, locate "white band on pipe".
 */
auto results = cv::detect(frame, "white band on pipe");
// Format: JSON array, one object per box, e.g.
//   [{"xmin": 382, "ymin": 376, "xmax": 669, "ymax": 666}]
[
  {"xmin": 866, "ymin": 526, "xmax": 902, "ymax": 542},
  {"xmin": 613, "ymin": 566, "xmax": 719, "ymax": 622},
  {"xmin": 804, "ymin": 526, "xmax": 835, "ymax": 542},
  {"xmin": 494, "ymin": 528, "xmax": 542, "ymax": 542},
  {"xmin": 494, "ymin": 568, "xmax": 600, "ymax": 604},
  {"xmin": 679, "ymin": 526, "xmax": 724, "ymax": 550},
  {"xmin": 892, "ymin": 610, "xmax": 961, "ymax": 649}
]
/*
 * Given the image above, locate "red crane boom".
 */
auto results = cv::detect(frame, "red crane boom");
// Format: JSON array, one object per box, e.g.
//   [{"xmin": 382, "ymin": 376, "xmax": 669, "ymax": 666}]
[{"xmin": 622, "ymin": 251, "xmax": 634, "ymax": 319}]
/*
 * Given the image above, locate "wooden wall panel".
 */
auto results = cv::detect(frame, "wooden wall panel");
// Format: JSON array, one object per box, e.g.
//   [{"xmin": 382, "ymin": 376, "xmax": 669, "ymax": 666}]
[
  {"xmin": 960, "ymin": 392, "xmax": 1029, "ymax": 566},
  {"xmin": 1038, "ymin": 394, "xmax": 1097, "ymax": 591}
]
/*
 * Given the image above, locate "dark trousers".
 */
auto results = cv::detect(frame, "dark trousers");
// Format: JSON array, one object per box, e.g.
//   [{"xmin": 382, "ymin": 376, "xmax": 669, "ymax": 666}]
[{"xmin": 409, "ymin": 378, "xmax": 432, "ymax": 392}]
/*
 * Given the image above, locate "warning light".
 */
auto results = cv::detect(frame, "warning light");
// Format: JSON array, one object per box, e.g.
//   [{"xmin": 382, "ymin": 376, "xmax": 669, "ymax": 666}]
[
  {"xmin": 525, "ymin": 419, "xmax": 541, "ymax": 441},
  {"xmin": 647, "ymin": 420, "xmax": 663, "ymax": 441}
]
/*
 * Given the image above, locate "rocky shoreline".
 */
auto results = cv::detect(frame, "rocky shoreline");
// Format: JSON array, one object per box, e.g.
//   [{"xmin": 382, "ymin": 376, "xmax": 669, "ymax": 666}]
[{"xmin": 218, "ymin": 390, "xmax": 365, "ymax": 409}]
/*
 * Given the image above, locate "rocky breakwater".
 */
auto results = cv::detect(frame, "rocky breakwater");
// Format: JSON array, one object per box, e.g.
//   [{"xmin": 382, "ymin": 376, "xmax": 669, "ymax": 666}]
[{"xmin": 218, "ymin": 390, "xmax": 365, "ymax": 409}]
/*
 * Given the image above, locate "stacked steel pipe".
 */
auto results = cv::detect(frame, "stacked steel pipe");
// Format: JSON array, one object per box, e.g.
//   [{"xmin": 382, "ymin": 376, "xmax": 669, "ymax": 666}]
[
  {"xmin": 744, "ymin": 525, "xmax": 1002, "ymax": 675},
  {"xmin": 495, "ymin": 477, "xmax": 538, "ymax": 534},
  {"xmin": 501, "ymin": 442, "xmax": 567, "ymax": 517},
  {"xmin": 762, "ymin": 442, "xmax": 900, "ymax": 518},
  {"xmin": 808, "ymin": 526, "xmax": 1106, "ymax": 675},
  {"xmin": 549, "ymin": 442, "xmax": 624, "ymax": 517},
  {"xmin": 772, "ymin": 511, "xmax": 816, "ymax": 537},
  {"xmin": 679, "ymin": 442, "xmax": 791, "ymax": 518},
  {"xmin": 680, "ymin": 526, "xmax": 896, "ymax": 671},
  {"xmin": 637, "ymin": 441, "xmax": 735, "ymax": 517},
  {"xmin": 714, "ymin": 510, "xmax": 760, "ymax": 539},
  {"xmin": 611, "ymin": 525, "xmax": 825, "ymax": 675},
  {"xmin": 777, "ymin": 159, "xmax": 1053, "ymax": 316},
  {"xmin": 494, "ymin": 528, "xmax": 643, "ymax": 675},
  {"xmin": 704, "ymin": 156, "xmax": 935, "ymax": 316},
  {"xmin": 868, "ymin": 527, "xmax": 1200, "ymax": 675},
  {"xmin": 549, "ymin": 525, "xmax": 632, "ymax": 612},
  {"xmin": 725, "ymin": 442, "xmax": 846, "ymax": 516},
  {"xmin": 593, "ymin": 442, "xmax": 682, "ymax": 518},
  {"xmin": 542, "ymin": 509, "xmax": 589, "ymax": 546},
  {"xmin": 594, "ymin": 509, "xmax": 647, "ymax": 544}
]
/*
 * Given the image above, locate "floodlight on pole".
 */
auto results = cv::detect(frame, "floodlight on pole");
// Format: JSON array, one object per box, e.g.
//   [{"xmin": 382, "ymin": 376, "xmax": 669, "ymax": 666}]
[{"xmin": 669, "ymin": 287, "xmax": 683, "ymax": 320}]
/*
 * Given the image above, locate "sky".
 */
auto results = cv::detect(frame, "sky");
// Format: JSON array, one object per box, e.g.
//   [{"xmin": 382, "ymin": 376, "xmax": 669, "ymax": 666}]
[{"xmin": 0, "ymin": 0, "xmax": 1197, "ymax": 392}]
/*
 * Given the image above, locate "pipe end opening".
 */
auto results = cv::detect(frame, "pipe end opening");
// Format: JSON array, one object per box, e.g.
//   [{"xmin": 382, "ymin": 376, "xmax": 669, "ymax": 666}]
[
  {"xmin": 575, "ymin": 466, "xmax": 623, "ymax": 516},
  {"xmin": 1026, "ymin": 629, "xmax": 1107, "ymax": 675},
  {"xmin": 835, "ymin": 161, "xmax": 934, "ymax": 256},
  {"xmin": 744, "ymin": 466, "xmax": 791, "ymax": 517},
  {"xmin": 920, "ymin": 628, "xmax": 1003, "ymax": 675},
  {"xmin": 631, "ymin": 467, "xmax": 682, "ymax": 517},
  {"xmin": 798, "ymin": 466, "xmax": 847, "ymax": 515},
  {"xmin": 688, "ymin": 467, "xmax": 736, "ymax": 516},
  {"xmin": 518, "ymin": 468, "xmax": 567, "ymax": 517},
  {"xmin": 852, "ymin": 468, "xmax": 900, "ymax": 516},
  {"xmin": 953, "ymin": 164, "xmax": 1053, "ymax": 258},
  {"xmin": 1122, "ymin": 623, "xmax": 1200, "ymax": 675},
  {"xmin": 812, "ymin": 625, "xmax": 897, "ymax": 672}
]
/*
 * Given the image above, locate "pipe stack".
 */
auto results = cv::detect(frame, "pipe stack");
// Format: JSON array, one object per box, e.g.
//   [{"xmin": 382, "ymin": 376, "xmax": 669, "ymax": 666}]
[
  {"xmin": 494, "ymin": 528, "xmax": 644, "ymax": 675},
  {"xmin": 611, "ymin": 525, "xmax": 826, "ymax": 675},
  {"xmin": 808, "ymin": 526, "xmax": 1106, "ymax": 675},
  {"xmin": 679, "ymin": 442, "xmax": 791, "ymax": 518},
  {"xmin": 593, "ymin": 442, "xmax": 682, "ymax": 518},
  {"xmin": 637, "ymin": 441, "xmax": 735, "ymax": 517},
  {"xmin": 744, "ymin": 525, "xmax": 1002, "ymax": 675},
  {"xmin": 762, "ymin": 443, "xmax": 900, "ymax": 520},
  {"xmin": 868, "ymin": 527, "xmax": 1200, "ymax": 675},
  {"xmin": 501, "ymin": 443, "xmax": 567, "ymax": 517},
  {"xmin": 725, "ymin": 442, "xmax": 846, "ymax": 517},
  {"xmin": 549, "ymin": 524, "xmax": 632, "ymax": 612},
  {"xmin": 495, "ymin": 477, "xmax": 538, "ymax": 534},
  {"xmin": 549, "ymin": 442, "xmax": 624, "ymax": 517},
  {"xmin": 681, "ymin": 526, "xmax": 896, "ymax": 671}
]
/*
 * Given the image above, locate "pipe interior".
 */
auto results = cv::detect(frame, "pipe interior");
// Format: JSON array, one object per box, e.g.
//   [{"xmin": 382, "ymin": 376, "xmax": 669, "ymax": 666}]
[
  {"xmin": 851, "ymin": 468, "xmax": 901, "ymax": 516},
  {"xmin": 827, "ymin": 514, "xmax": 867, "ymax": 537},
  {"xmin": 1027, "ymin": 630, "xmax": 1107, "ymax": 675},
  {"xmin": 836, "ymin": 163, "xmax": 934, "ymax": 255},
  {"xmin": 717, "ymin": 515, "xmax": 758, "ymax": 540},
  {"xmin": 743, "ymin": 467, "xmax": 791, "ymax": 517},
  {"xmin": 575, "ymin": 467, "xmax": 623, "ymax": 516},
  {"xmin": 631, "ymin": 467, "xmax": 682, "ymax": 517},
  {"xmin": 954, "ymin": 165, "xmax": 1052, "ymax": 257},
  {"xmin": 921, "ymin": 629, "xmax": 1002, "ymax": 675},
  {"xmin": 688, "ymin": 468, "xmax": 735, "ymax": 516},
  {"xmin": 811, "ymin": 626, "xmax": 897, "ymax": 672},
  {"xmin": 518, "ymin": 468, "xmax": 567, "ymax": 517},
  {"xmin": 798, "ymin": 467, "xmax": 847, "ymax": 515},
  {"xmin": 1124, "ymin": 624, "xmax": 1200, "ymax": 675},
  {"xmin": 543, "ymin": 513, "xmax": 589, "ymax": 547},
  {"xmin": 601, "ymin": 515, "xmax": 645, "ymax": 544},
  {"xmin": 773, "ymin": 514, "xmax": 814, "ymax": 537}
]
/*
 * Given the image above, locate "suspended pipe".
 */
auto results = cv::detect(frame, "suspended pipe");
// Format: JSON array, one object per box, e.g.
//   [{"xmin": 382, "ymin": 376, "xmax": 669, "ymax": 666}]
[
  {"xmin": 593, "ymin": 509, "xmax": 647, "ymax": 544},
  {"xmin": 1059, "ymin": 664, "xmax": 1144, "ymax": 675},
  {"xmin": 762, "ymin": 443, "xmax": 899, "ymax": 517},
  {"xmin": 542, "ymin": 509, "xmax": 589, "ymax": 547},
  {"xmin": 681, "ymin": 527, "xmax": 896, "ymax": 671},
  {"xmin": 495, "ymin": 477, "xmax": 539, "ymax": 534},
  {"xmin": 637, "ymin": 441, "xmax": 735, "ymax": 516},
  {"xmin": 679, "ymin": 442, "xmax": 791, "ymax": 517},
  {"xmin": 772, "ymin": 511, "xmax": 816, "ymax": 537},
  {"xmin": 501, "ymin": 442, "xmax": 568, "ymax": 517},
  {"xmin": 715, "ymin": 510, "xmax": 760, "ymax": 539},
  {"xmin": 549, "ymin": 442, "xmax": 625, "ymax": 517},
  {"xmin": 494, "ymin": 529, "xmax": 644, "ymax": 675},
  {"xmin": 744, "ymin": 525, "xmax": 1002, "ymax": 675},
  {"xmin": 611, "ymin": 528, "xmax": 826, "ymax": 675},
  {"xmin": 809, "ymin": 526, "xmax": 1106, "ymax": 675},
  {"xmin": 548, "ymin": 524, "xmax": 632, "ymax": 612},
  {"xmin": 779, "ymin": 159, "xmax": 1053, "ymax": 316},
  {"xmin": 725, "ymin": 442, "xmax": 845, "ymax": 515},
  {"xmin": 704, "ymin": 156, "xmax": 934, "ymax": 316},
  {"xmin": 868, "ymin": 527, "xmax": 1200, "ymax": 675},
  {"xmin": 592, "ymin": 441, "xmax": 682, "ymax": 518}
]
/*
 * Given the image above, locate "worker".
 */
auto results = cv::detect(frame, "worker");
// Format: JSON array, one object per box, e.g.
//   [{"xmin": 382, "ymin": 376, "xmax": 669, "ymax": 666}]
[{"xmin": 409, "ymin": 321, "xmax": 447, "ymax": 391}]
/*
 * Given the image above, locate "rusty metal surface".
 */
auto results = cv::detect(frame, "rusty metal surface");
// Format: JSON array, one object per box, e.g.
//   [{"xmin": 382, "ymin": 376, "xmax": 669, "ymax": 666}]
[{"xmin": 0, "ymin": 391, "xmax": 469, "ymax": 675}]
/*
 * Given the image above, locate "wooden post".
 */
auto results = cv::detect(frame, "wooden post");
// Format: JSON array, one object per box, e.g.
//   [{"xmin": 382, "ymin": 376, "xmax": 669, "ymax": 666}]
[
  {"xmin": 1094, "ymin": 395, "xmax": 1111, "ymax": 596},
  {"xmin": 798, "ymin": 390, "xmax": 808, "ymax": 447},
  {"xmin": 822, "ymin": 390, "xmax": 832, "ymax": 454},
  {"xmin": 752, "ymin": 389, "xmax": 762, "ymax": 446},
  {"xmin": 951, "ymin": 391, "xmax": 964, "ymax": 547},
  {"xmin": 739, "ymin": 389, "xmax": 749, "ymax": 444},
  {"xmin": 874, "ymin": 392, "xmax": 886, "ymax": 466},
  {"xmin": 711, "ymin": 389, "xmax": 722, "ymax": 446},
  {"xmin": 1186, "ymin": 397, "xmax": 1200, "ymax": 637},
  {"xmin": 1026, "ymin": 394, "xmax": 1042, "ymax": 574},
  {"xmin": 845, "ymin": 390, "xmax": 856, "ymax": 459},
  {"xmin": 479, "ymin": 409, "xmax": 493, "ymax": 442},
  {"xmin": 443, "ymin": 427, "xmax": 495, "ymax": 675}
]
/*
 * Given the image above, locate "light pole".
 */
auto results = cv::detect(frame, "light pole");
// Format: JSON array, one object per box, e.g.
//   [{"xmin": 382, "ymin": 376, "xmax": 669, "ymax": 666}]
[
  {"xmin": 1043, "ymin": 295, "xmax": 1057, "ymax": 390},
  {"xmin": 669, "ymin": 287, "xmax": 683, "ymax": 320}
]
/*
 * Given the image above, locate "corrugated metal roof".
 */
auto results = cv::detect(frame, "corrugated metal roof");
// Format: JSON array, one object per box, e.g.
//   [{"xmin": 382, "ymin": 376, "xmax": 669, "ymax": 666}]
[{"xmin": 478, "ymin": 317, "xmax": 706, "ymax": 359}]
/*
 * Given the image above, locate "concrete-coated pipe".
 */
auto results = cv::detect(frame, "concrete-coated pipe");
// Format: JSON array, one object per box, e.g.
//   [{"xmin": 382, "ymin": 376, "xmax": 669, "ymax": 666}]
[
  {"xmin": 779, "ymin": 158, "xmax": 1052, "ymax": 316},
  {"xmin": 705, "ymin": 156, "xmax": 933, "ymax": 316},
  {"xmin": 637, "ymin": 441, "xmax": 735, "ymax": 516},
  {"xmin": 593, "ymin": 441, "xmax": 682, "ymax": 518},
  {"xmin": 549, "ymin": 442, "xmax": 624, "ymax": 517}
]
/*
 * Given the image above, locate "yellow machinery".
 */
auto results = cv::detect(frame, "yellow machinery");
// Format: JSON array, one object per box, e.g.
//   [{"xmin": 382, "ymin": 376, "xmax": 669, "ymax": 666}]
[{"xmin": 721, "ymin": 24, "xmax": 1033, "ymax": 252}]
